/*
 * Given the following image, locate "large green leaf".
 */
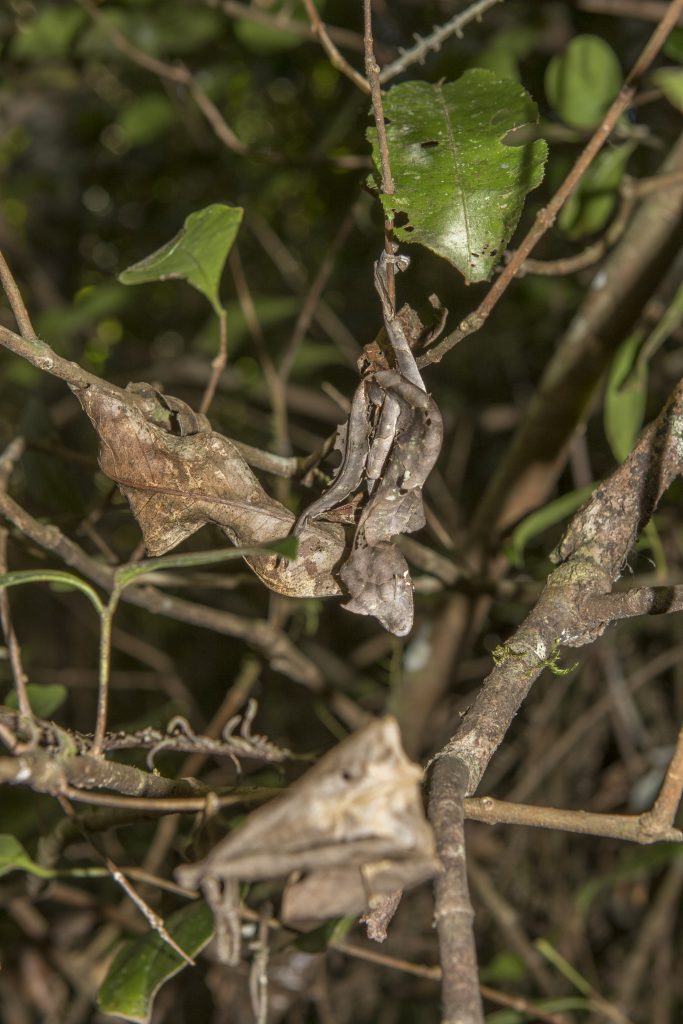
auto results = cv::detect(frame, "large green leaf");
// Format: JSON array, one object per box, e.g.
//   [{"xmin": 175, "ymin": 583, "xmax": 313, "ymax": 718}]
[
  {"xmin": 97, "ymin": 902, "xmax": 214, "ymax": 1024},
  {"xmin": 119, "ymin": 204, "xmax": 244, "ymax": 314},
  {"xmin": 545, "ymin": 35, "xmax": 622, "ymax": 131},
  {"xmin": 368, "ymin": 71, "xmax": 547, "ymax": 283}
]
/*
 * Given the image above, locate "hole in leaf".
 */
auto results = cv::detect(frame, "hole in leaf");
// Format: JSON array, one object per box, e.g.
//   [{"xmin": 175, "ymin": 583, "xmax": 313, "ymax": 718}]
[
  {"xmin": 395, "ymin": 212, "xmax": 409, "ymax": 228},
  {"xmin": 420, "ymin": 140, "xmax": 439, "ymax": 149}
]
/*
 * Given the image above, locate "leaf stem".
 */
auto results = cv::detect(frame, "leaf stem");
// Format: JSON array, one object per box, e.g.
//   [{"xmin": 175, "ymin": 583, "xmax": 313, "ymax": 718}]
[{"xmin": 92, "ymin": 588, "xmax": 120, "ymax": 756}]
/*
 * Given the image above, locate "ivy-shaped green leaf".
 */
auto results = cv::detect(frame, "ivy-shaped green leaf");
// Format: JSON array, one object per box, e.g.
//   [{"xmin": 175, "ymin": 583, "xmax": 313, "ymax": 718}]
[
  {"xmin": 545, "ymin": 35, "xmax": 622, "ymax": 131},
  {"xmin": 368, "ymin": 71, "xmax": 547, "ymax": 283},
  {"xmin": 97, "ymin": 902, "xmax": 214, "ymax": 1024},
  {"xmin": 119, "ymin": 204, "xmax": 243, "ymax": 314}
]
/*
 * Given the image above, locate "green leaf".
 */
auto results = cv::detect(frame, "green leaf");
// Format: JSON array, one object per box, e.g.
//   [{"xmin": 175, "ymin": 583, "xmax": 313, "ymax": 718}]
[
  {"xmin": 634, "ymin": 281, "xmax": 683, "ymax": 375},
  {"xmin": 650, "ymin": 67, "xmax": 683, "ymax": 112},
  {"xmin": 5, "ymin": 684, "xmax": 67, "ymax": 718},
  {"xmin": 97, "ymin": 902, "xmax": 214, "ymax": 1024},
  {"xmin": 10, "ymin": 7, "xmax": 86, "ymax": 61},
  {"xmin": 77, "ymin": 5, "xmax": 223, "ymax": 59},
  {"xmin": 576, "ymin": 844, "xmax": 683, "ymax": 913},
  {"xmin": 0, "ymin": 834, "xmax": 54, "ymax": 879},
  {"xmin": 0, "ymin": 570, "xmax": 104, "ymax": 615},
  {"xmin": 506, "ymin": 485, "xmax": 596, "ymax": 567},
  {"xmin": 119, "ymin": 204, "xmax": 244, "ymax": 314},
  {"xmin": 545, "ymin": 35, "xmax": 622, "ymax": 130},
  {"xmin": 117, "ymin": 93, "xmax": 176, "ymax": 147},
  {"xmin": 295, "ymin": 915, "xmax": 354, "ymax": 953},
  {"xmin": 558, "ymin": 142, "xmax": 634, "ymax": 239},
  {"xmin": 479, "ymin": 950, "xmax": 527, "ymax": 985},
  {"xmin": 664, "ymin": 28, "xmax": 683, "ymax": 64},
  {"xmin": 604, "ymin": 331, "xmax": 648, "ymax": 464},
  {"xmin": 36, "ymin": 283, "xmax": 130, "ymax": 344},
  {"xmin": 470, "ymin": 25, "xmax": 539, "ymax": 82},
  {"xmin": 115, "ymin": 537, "xmax": 298, "ymax": 588},
  {"xmin": 368, "ymin": 71, "xmax": 547, "ymax": 283},
  {"xmin": 234, "ymin": 0, "xmax": 324, "ymax": 53}
]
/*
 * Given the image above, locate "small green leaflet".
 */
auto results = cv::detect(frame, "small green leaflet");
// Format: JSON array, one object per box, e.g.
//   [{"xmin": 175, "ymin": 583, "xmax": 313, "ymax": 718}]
[
  {"xmin": 558, "ymin": 141, "xmax": 634, "ymax": 240},
  {"xmin": 545, "ymin": 35, "xmax": 622, "ymax": 131},
  {"xmin": 0, "ymin": 835, "xmax": 54, "ymax": 879},
  {"xmin": 604, "ymin": 330, "xmax": 648, "ymax": 465},
  {"xmin": 368, "ymin": 70, "xmax": 547, "ymax": 283},
  {"xmin": 650, "ymin": 68, "xmax": 683, "ymax": 113},
  {"xmin": 4, "ymin": 683, "xmax": 67, "ymax": 718},
  {"xmin": 506, "ymin": 485, "xmax": 596, "ymax": 567},
  {"xmin": 119, "ymin": 204, "xmax": 243, "ymax": 314},
  {"xmin": 98, "ymin": 902, "xmax": 214, "ymax": 1024},
  {"xmin": 605, "ymin": 282, "xmax": 683, "ymax": 464}
]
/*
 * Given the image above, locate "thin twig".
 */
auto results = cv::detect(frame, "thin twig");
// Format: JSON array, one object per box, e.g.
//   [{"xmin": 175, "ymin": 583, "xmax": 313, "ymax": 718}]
[
  {"xmin": 331, "ymin": 943, "xmax": 569, "ymax": 1023},
  {"xmin": 0, "ymin": 250, "xmax": 36, "ymax": 338},
  {"xmin": 419, "ymin": 0, "xmax": 683, "ymax": 368},
  {"xmin": 278, "ymin": 210, "xmax": 356, "ymax": 383},
  {"xmin": 380, "ymin": 0, "xmax": 505, "ymax": 83},
  {"xmin": 228, "ymin": 246, "xmax": 290, "ymax": 459},
  {"xmin": 0, "ymin": 530, "xmax": 31, "ymax": 721},
  {"xmin": 639, "ymin": 723, "xmax": 683, "ymax": 834},
  {"xmin": 301, "ymin": 0, "xmax": 369, "ymax": 94},
  {"xmin": 363, "ymin": 0, "xmax": 396, "ymax": 307},
  {"xmin": 200, "ymin": 307, "xmax": 229, "ymax": 415},
  {"xmin": 77, "ymin": 0, "xmax": 247, "ymax": 156},
  {"xmin": 57, "ymin": 795, "xmax": 195, "ymax": 964},
  {"xmin": 92, "ymin": 590, "xmax": 121, "ymax": 756},
  {"xmin": 577, "ymin": 0, "xmax": 683, "ymax": 26},
  {"xmin": 209, "ymin": 0, "xmax": 378, "ymax": 58},
  {"xmin": 247, "ymin": 212, "xmax": 361, "ymax": 364},
  {"xmin": 464, "ymin": 795, "xmax": 683, "ymax": 843}
]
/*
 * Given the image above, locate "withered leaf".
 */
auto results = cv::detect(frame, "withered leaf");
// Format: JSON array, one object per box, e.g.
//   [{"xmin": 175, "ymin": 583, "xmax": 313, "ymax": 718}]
[
  {"xmin": 175, "ymin": 716, "xmax": 440, "ymax": 961},
  {"xmin": 74, "ymin": 382, "xmax": 345, "ymax": 599}
]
